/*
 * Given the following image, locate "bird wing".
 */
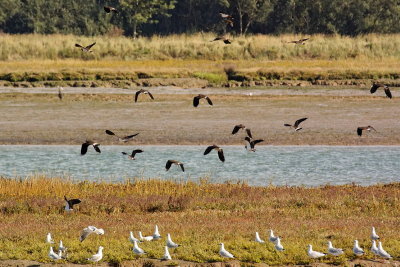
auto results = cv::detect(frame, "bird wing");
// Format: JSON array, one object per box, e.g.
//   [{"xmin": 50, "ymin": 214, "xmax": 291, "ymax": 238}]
[
  {"xmin": 135, "ymin": 90, "xmax": 141, "ymax": 102},
  {"xmin": 147, "ymin": 91, "xmax": 154, "ymax": 100},
  {"xmin": 105, "ymin": 130, "xmax": 115, "ymax": 136},
  {"xmin": 284, "ymin": 124, "xmax": 292, "ymax": 127},
  {"xmin": 75, "ymin": 43, "xmax": 84, "ymax": 48},
  {"xmin": 81, "ymin": 143, "xmax": 90, "ymax": 155},
  {"xmin": 384, "ymin": 87, "xmax": 392, "ymax": 98},
  {"xmin": 218, "ymin": 149, "xmax": 225, "ymax": 162},
  {"xmin": 204, "ymin": 145, "xmax": 216, "ymax": 155},
  {"xmin": 370, "ymin": 84, "xmax": 380, "ymax": 94},
  {"xmin": 80, "ymin": 227, "xmax": 94, "ymax": 242},
  {"xmin": 93, "ymin": 144, "xmax": 101, "ymax": 153},
  {"xmin": 294, "ymin": 118, "xmax": 308, "ymax": 128},
  {"xmin": 122, "ymin": 133, "xmax": 139, "ymax": 140},
  {"xmin": 193, "ymin": 96, "xmax": 200, "ymax": 107},
  {"xmin": 300, "ymin": 38, "xmax": 309, "ymax": 42},
  {"xmin": 232, "ymin": 125, "xmax": 241, "ymax": 135},
  {"xmin": 131, "ymin": 149, "xmax": 144, "ymax": 157},
  {"xmin": 104, "ymin": 6, "xmax": 111, "ymax": 13},
  {"xmin": 68, "ymin": 199, "xmax": 81, "ymax": 207},
  {"xmin": 85, "ymin": 42, "xmax": 96, "ymax": 50},
  {"xmin": 369, "ymin": 126, "xmax": 377, "ymax": 132},
  {"xmin": 246, "ymin": 128, "xmax": 252, "ymax": 138},
  {"xmin": 223, "ymin": 39, "xmax": 232, "ymax": 44},
  {"xmin": 166, "ymin": 160, "xmax": 173, "ymax": 170},
  {"xmin": 180, "ymin": 164, "xmax": 185, "ymax": 172},
  {"xmin": 121, "ymin": 152, "xmax": 128, "ymax": 155},
  {"xmin": 252, "ymin": 139, "xmax": 264, "ymax": 146},
  {"xmin": 357, "ymin": 127, "xmax": 363, "ymax": 136}
]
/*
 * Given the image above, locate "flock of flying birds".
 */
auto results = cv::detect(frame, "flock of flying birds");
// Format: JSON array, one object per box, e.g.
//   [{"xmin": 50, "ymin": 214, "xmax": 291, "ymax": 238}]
[{"xmin": 49, "ymin": 199, "xmax": 395, "ymax": 263}]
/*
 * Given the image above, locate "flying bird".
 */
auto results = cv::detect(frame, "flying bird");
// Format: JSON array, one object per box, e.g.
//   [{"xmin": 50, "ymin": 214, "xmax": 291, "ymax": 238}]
[
  {"xmin": 284, "ymin": 118, "xmax": 308, "ymax": 131},
  {"xmin": 353, "ymin": 240, "xmax": 365, "ymax": 256},
  {"xmin": 219, "ymin": 243, "xmax": 234, "ymax": 258},
  {"xmin": 193, "ymin": 94, "xmax": 213, "ymax": 107},
  {"xmin": 165, "ymin": 160, "xmax": 185, "ymax": 172},
  {"xmin": 58, "ymin": 87, "xmax": 63, "ymax": 100},
  {"xmin": 122, "ymin": 149, "xmax": 144, "ymax": 160},
  {"xmin": 105, "ymin": 130, "xmax": 139, "ymax": 142},
  {"xmin": 104, "ymin": 6, "xmax": 118, "ymax": 13},
  {"xmin": 327, "ymin": 241, "xmax": 344, "ymax": 256},
  {"xmin": 204, "ymin": 145, "xmax": 225, "ymax": 162},
  {"xmin": 211, "ymin": 36, "xmax": 231, "ymax": 44},
  {"xmin": 357, "ymin": 126, "xmax": 376, "ymax": 137},
  {"xmin": 135, "ymin": 89, "xmax": 154, "ymax": 102},
  {"xmin": 64, "ymin": 195, "xmax": 81, "ymax": 211},
  {"xmin": 288, "ymin": 38, "xmax": 309, "ymax": 45},
  {"xmin": 244, "ymin": 137, "xmax": 264, "ymax": 152},
  {"xmin": 370, "ymin": 83, "xmax": 392, "ymax": 98},
  {"xmin": 219, "ymin": 12, "xmax": 233, "ymax": 20},
  {"xmin": 232, "ymin": 124, "xmax": 252, "ymax": 138},
  {"xmin": 87, "ymin": 246, "xmax": 103, "ymax": 262},
  {"xmin": 80, "ymin": 226, "xmax": 104, "ymax": 242},
  {"xmin": 75, "ymin": 42, "xmax": 96, "ymax": 53},
  {"xmin": 166, "ymin": 233, "xmax": 180, "ymax": 248},
  {"xmin": 81, "ymin": 140, "xmax": 101, "ymax": 155},
  {"xmin": 307, "ymin": 244, "xmax": 326, "ymax": 258}
]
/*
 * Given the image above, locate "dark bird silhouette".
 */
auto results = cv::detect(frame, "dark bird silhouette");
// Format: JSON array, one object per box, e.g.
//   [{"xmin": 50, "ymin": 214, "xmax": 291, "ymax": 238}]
[
  {"xmin": 135, "ymin": 89, "xmax": 154, "ymax": 102},
  {"xmin": 244, "ymin": 137, "xmax": 264, "ymax": 152},
  {"xmin": 104, "ymin": 6, "xmax": 118, "ymax": 13},
  {"xmin": 166, "ymin": 160, "xmax": 185, "ymax": 172},
  {"xmin": 284, "ymin": 118, "xmax": 308, "ymax": 131},
  {"xmin": 81, "ymin": 141, "xmax": 101, "ymax": 155},
  {"xmin": 105, "ymin": 130, "xmax": 139, "ymax": 142},
  {"xmin": 193, "ymin": 94, "xmax": 213, "ymax": 107},
  {"xmin": 357, "ymin": 126, "xmax": 377, "ymax": 137},
  {"xmin": 75, "ymin": 42, "xmax": 96, "ymax": 53},
  {"xmin": 204, "ymin": 145, "xmax": 225, "ymax": 162},
  {"xmin": 64, "ymin": 196, "xmax": 81, "ymax": 211},
  {"xmin": 232, "ymin": 124, "xmax": 252, "ymax": 138},
  {"xmin": 122, "ymin": 149, "xmax": 144, "ymax": 160},
  {"xmin": 287, "ymin": 38, "xmax": 309, "ymax": 45},
  {"xmin": 370, "ymin": 83, "xmax": 392, "ymax": 99},
  {"xmin": 211, "ymin": 36, "xmax": 231, "ymax": 44},
  {"xmin": 58, "ymin": 87, "xmax": 63, "ymax": 100}
]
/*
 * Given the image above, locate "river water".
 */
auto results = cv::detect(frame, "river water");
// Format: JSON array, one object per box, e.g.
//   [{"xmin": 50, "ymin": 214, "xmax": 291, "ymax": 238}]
[{"xmin": 1, "ymin": 145, "xmax": 399, "ymax": 186}]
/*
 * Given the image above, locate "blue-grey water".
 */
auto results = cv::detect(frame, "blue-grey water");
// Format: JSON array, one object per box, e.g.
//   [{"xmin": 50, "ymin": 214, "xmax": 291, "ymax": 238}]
[{"xmin": 0, "ymin": 145, "xmax": 399, "ymax": 186}]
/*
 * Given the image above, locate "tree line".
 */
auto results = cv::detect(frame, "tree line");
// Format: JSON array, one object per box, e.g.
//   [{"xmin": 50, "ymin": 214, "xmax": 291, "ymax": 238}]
[{"xmin": 0, "ymin": 0, "xmax": 399, "ymax": 36}]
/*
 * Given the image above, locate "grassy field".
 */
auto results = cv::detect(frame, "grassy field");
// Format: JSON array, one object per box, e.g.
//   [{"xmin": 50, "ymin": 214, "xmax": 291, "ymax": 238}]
[
  {"xmin": 0, "ymin": 176, "xmax": 399, "ymax": 265},
  {"xmin": 0, "ymin": 91, "xmax": 399, "ymax": 145}
]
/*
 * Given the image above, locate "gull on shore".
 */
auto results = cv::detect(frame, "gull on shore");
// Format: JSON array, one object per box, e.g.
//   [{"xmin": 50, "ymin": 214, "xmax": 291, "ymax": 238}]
[
  {"xmin": 255, "ymin": 232, "xmax": 265, "ymax": 243},
  {"xmin": 139, "ymin": 231, "xmax": 154, "ymax": 241},
  {"xmin": 377, "ymin": 241, "xmax": 392, "ymax": 259},
  {"xmin": 80, "ymin": 226, "xmax": 104, "ymax": 242},
  {"xmin": 46, "ymin": 233, "xmax": 55, "ymax": 244},
  {"xmin": 353, "ymin": 240, "xmax": 365, "ymax": 256},
  {"xmin": 371, "ymin": 227, "xmax": 380, "ymax": 240},
  {"xmin": 269, "ymin": 229, "xmax": 278, "ymax": 243},
  {"xmin": 161, "ymin": 246, "xmax": 172, "ymax": 261},
  {"xmin": 58, "ymin": 240, "xmax": 66, "ymax": 252},
  {"xmin": 166, "ymin": 233, "xmax": 180, "ymax": 248},
  {"xmin": 153, "ymin": 225, "xmax": 161, "ymax": 240},
  {"xmin": 133, "ymin": 240, "xmax": 146, "ymax": 255},
  {"xmin": 307, "ymin": 244, "xmax": 326, "ymax": 258},
  {"xmin": 219, "ymin": 243, "xmax": 234, "ymax": 258},
  {"xmin": 327, "ymin": 241, "xmax": 344, "ymax": 256},
  {"xmin": 371, "ymin": 240, "xmax": 379, "ymax": 256},
  {"xmin": 129, "ymin": 231, "xmax": 141, "ymax": 244},
  {"xmin": 275, "ymin": 237, "xmax": 284, "ymax": 251},
  {"xmin": 87, "ymin": 246, "xmax": 103, "ymax": 262},
  {"xmin": 48, "ymin": 247, "xmax": 62, "ymax": 260}
]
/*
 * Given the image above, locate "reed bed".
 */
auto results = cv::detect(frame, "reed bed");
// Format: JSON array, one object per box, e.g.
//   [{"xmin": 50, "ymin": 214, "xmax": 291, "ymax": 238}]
[{"xmin": 0, "ymin": 176, "xmax": 399, "ymax": 265}]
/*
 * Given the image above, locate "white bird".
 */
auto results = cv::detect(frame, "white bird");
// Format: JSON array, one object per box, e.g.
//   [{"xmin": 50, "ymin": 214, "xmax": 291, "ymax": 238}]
[
  {"xmin": 269, "ymin": 229, "xmax": 278, "ymax": 243},
  {"xmin": 327, "ymin": 241, "xmax": 344, "ymax": 256},
  {"xmin": 153, "ymin": 225, "xmax": 161, "ymax": 240},
  {"xmin": 255, "ymin": 232, "xmax": 265, "ymax": 243},
  {"xmin": 87, "ymin": 246, "xmax": 103, "ymax": 262},
  {"xmin": 133, "ymin": 240, "xmax": 146, "ymax": 255},
  {"xmin": 48, "ymin": 247, "xmax": 61, "ymax": 260},
  {"xmin": 275, "ymin": 237, "xmax": 284, "ymax": 251},
  {"xmin": 353, "ymin": 240, "xmax": 365, "ymax": 256},
  {"xmin": 371, "ymin": 227, "xmax": 380, "ymax": 240},
  {"xmin": 161, "ymin": 246, "xmax": 172, "ymax": 261},
  {"xmin": 80, "ymin": 226, "xmax": 105, "ymax": 242},
  {"xmin": 377, "ymin": 241, "xmax": 392, "ymax": 259},
  {"xmin": 166, "ymin": 233, "xmax": 180, "ymax": 248},
  {"xmin": 371, "ymin": 240, "xmax": 379, "ymax": 256},
  {"xmin": 129, "ymin": 231, "xmax": 141, "ymax": 244},
  {"xmin": 58, "ymin": 240, "xmax": 66, "ymax": 252},
  {"xmin": 139, "ymin": 231, "xmax": 154, "ymax": 241},
  {"xmin": 219, "ymin": 243, "xmax": 234, "ymax": 258},
  {"xmin": 307, "ymin": 244, "xmax": 326, "ymax": 258},
  {"xmin": 46, "ymin": 233, "xmax": 54, "ymax": 244}
]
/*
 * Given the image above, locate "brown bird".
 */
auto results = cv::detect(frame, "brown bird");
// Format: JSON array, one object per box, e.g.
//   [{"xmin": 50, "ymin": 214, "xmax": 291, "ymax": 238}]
[
  {"xmin": 204, "ymin": 145, "xmax": 225, "ymax": 162},
  {"xmin": 232, "ymin": 124, "xmax": 252, "ymax": 138},
  {"xmin": 104, "ymin": 6, "xmax": 118, "ymax": 13},
  {"xmin": 75, "ymin": 42, "xmax": 96, "ymax": 53},
  {"xmin": 224, "ymin": 19, "xmax": 234, "ymax": 27},
  {"xmin": 122, "ymin": 149, "xmax": 144, "ymax": 160},
  {"xmin": 166, "ymin": 160, "xmax": 185, "ymax": 172},
  {"xmin": 288, "ymin": 38, "xmax": 309, "ymax": 45},
  {"xmin": 193, "ymin": 94, "xmax": 213, "ymax": 107},
  {"xmin": 58, "ymin": 87, "xmax": 63, "ymax": 100},
  {"xmin": 211, "ymin": 36, "xmax": 231, "ymax": 44},
  {"xmin": 244, "ymin": 137, "xmax": 264, "ymax": 152},
  {"xmin": 81, "ymin": 141, "xmax": 101, "ymax": 155},
  {"xmin": 135, "ymin": 89, "xmax": 154, "ymax": 102},
  {"xmin": 284, "ymin": 118, "xmax": 308, "ymax": 131},
  {"xmin": 219, "ymin": 12, "xmax": 233, "ymax": 20},
  {"xmin": 357, "ymin": 126, "xmax": 377, "ymax": 137},
  {"xmin": 370, "ymin": 83, "xmax": 392, "ymax": 99},
  {"xmin": 105, "ymin": 130, "xmax": 139, "ymax": 142}
]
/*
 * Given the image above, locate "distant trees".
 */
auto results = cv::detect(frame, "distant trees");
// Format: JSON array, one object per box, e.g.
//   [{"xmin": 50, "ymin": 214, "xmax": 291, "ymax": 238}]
[{"xmin": 0, "ymin": 0, "xmax": 400, "ymax": 36}]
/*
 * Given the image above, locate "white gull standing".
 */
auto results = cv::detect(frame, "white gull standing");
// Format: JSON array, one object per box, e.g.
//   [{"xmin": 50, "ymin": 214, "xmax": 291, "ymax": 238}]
[
  {"xmin": 377, "ymin": 241, "xmax": 392, "ymax": 259},
  {"xmin": 161, "ymin": 246, "xmax": 172, "ymax": 260},
  {"xmin": 371, "ymin": 240, "xmax": 379, "ymax": 256},
  {"xmin": 219, "ymin": 243, "xmax": 234, "ymax": 259},
  {"xmin": 371, "ymin": 227, "xmax": 380, "ymax": 240},
  {"xmin": 46, "ymin": 233, "xmax": 55, "ymax": 244},
  {"xmin": 353, "ymin": 240, "xmax": 365, "ymax": 256},
  {"xmin": 133, "ymin": 240, "xmax": 146, "ymax": 255},
  {"xmin": 275, "ymin": 237, "xmax": 284, "ymax": 251},
  {"xmin": 327, "ymin": 241, "xmax": 344, "ymax": 256},
  {"xmin": 166, "ymin": 233, "xmax": 180, "ymax": 248},
  {"xmin": 269, "ymin": 229, "xmax": 278, "ymax": 243},
  {"xmin": 255, "ymin": 232, "xmax": 265, "ymax": 243},
  {"xmin": 48, "ymin": 247, "xmax": 61, "ymax": 260},
  {"xmin": 153, "ymin": 225, "xmax": 161, "ymax": 240},
  {"xmin": 87, "ymin": 246, "xmax": 103, "ymax": 262},
  {"xmin": 307, "ymin": 244, "xmax": 326, "ymax": 258},
  {"xmin": 139, "ymin": 231, "xmax": 154, "ymax": 241},
  {"xmin": 129, "ymin": 231, "xmax": 140, "ymax": 244}
]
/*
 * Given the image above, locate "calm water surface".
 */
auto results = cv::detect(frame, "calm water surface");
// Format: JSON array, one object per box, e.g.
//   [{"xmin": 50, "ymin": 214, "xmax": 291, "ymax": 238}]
[{"xmin": 1, "ymin": 145, "xmax": 399, "ymax": 186}]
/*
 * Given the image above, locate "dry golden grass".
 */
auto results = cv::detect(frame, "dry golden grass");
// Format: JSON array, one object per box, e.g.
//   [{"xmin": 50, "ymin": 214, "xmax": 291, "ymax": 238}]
[{"xmin": 0, "ymin": 176, "xmax": 400, "ymax": 265}]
